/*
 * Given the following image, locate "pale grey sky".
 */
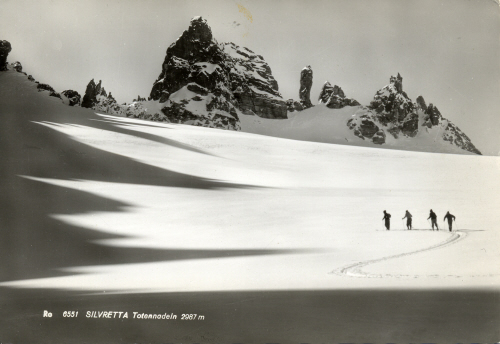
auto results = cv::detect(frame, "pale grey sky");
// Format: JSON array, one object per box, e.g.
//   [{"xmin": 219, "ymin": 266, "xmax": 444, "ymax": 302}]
[{"xmin": 2, "ymin": 0, "xmax": 499, "ymax": 155}]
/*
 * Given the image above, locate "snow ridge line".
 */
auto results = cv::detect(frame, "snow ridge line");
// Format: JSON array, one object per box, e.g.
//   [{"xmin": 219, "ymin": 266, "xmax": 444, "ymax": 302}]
[{"xmin": 331, "ymin": 230, "xmax": 467, "ymax": 278}]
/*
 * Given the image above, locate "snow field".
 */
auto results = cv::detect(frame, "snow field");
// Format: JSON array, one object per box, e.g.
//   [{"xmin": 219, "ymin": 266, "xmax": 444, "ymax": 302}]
[{"xmin": 1, "ymin": 70, "xmax": 499, "ymax": 293}]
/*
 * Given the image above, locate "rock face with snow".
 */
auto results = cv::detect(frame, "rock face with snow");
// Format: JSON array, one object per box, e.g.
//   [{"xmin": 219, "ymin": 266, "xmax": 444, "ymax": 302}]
[
  {"xmin": 342, "ymin": 74, "xmax": 481, "ymax": 154},
  {"xmin": 148, "ymin": 16, "xmax": 287, "ymax": 130},
  {"xmin": 442, "ymin": 121, "xmax": 481, "ymax": 155},
  {"xmin": 347, "ymin": 112, "xmax": 387, "ymax": 145},
  {"xmin": 37, "ymin": 83, "xmax": 61, "ymax": 99},
  {"xmin": 415, "ymin": 95, "xmax": 480, "ymax": 154},
  {"xmin": 318, "ymin": 81, "xmax": 360, "ymax": 109},
  {"xmin": 369, "ymin": 73, "xmax": 416, "ymax": 127},
  {"xmin": 225, "ymin": 42, "xmax": 286, "ymax": 119},
  {"xmin": 61, "ymin": 90, "xmax": 81, "ymax": 106},
  {"xmin": 0, "ymin": 40, "xmax": 12, "ymax": 71},
  {"xmin": 299, "ymin": 65, "xmax": 313, "ymax": 109},
  {"xmin": 348, "ymin": 73, "xmax": 419, "ymax": 140},
  {"xmin": 417, "ymin": 95, "xmax": 443, "ymax": 128}
]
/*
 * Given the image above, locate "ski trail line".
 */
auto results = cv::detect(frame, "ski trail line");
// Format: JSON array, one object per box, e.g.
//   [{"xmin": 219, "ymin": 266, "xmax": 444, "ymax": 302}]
[{"xmin": 332, "ymin": 230, "xmax": 467, "ymax": 278}]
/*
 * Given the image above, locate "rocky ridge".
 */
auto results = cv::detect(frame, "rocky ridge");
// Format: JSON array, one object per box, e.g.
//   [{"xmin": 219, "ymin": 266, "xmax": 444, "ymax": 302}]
[
  {"xmin": 345, "ymin": 74, "xmax": 481, "ymax": 154},
  {"xmin": 1, "ymin": 32, "xmax": 482, "ymax": 155},
  {"xmin": 146, "ymin": 16, "xmax": 287, "ymax": 130}
]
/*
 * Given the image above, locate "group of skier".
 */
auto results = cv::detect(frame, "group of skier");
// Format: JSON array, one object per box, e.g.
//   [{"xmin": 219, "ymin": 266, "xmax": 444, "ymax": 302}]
[{"xmin": 382, "ymin": 210, "xmax": 456, "ymax": 231}]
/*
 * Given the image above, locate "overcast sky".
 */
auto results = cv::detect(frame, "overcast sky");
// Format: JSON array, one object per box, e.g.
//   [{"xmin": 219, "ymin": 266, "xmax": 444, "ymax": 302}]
[{"xmin": 2, "ymin": 0, "xmax": 499, "ymax": 155}]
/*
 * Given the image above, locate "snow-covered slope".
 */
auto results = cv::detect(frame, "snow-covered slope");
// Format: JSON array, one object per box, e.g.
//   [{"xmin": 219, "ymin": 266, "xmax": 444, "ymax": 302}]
[
  {"xmin": 240, "ymin": 72, "xmax": 481, "ymax": 155},
  {"xmin": 240, "ymin": 104, "xmax": 477, "ymax": 155},
  {"xmin": 1, "ymin": 68, "xmax": 499, "ymax": 293}
]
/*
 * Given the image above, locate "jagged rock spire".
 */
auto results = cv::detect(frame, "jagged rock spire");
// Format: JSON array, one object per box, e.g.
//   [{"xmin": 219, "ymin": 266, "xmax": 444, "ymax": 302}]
[
  {"xmin": 82, "ymin": 79, "xmax": 107, "ymax": 108},
  {"xmin": 390, "ymin": 72, "xmax": 403, "ymax": 93},
  {"xmin": 416, "ymin": 95, "xmax": 427, "ymax": 111},
  {"xmin": 299, "ymin": 65, "xmax": 313, "ymax": 108}
]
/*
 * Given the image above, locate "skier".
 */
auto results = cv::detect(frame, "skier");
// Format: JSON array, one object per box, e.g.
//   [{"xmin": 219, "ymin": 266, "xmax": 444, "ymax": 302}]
[
  {"xmin": 382, "ymin": 210, "xmax": 391, "ymax": 230},
  {"xmin": 402, "ymin": 210, "xmax": 412, "ymax": 230},
  {"xmin": 443, "ymin": 211, "xmax": 456, "ymax": 232},
  {"xmin": 427, "ymin": 209, "xmax": 439, "ymax": 231}
]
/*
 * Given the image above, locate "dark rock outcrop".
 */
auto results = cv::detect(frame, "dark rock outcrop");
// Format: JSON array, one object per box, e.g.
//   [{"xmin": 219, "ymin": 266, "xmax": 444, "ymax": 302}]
[
  {"xmin": 372, "ymin": 130, "xmax": 386, "ymax": 145},
  {"xmin": 369, "ymin": 73, "xmax": 416, "ymax": 125},
  {"xmin": 401, "ymin": 112, "xmax": 419, "ymax": 137},
  {"xmin": 11, "ymin": 61, "xmax": 22, "ymax": 72},
  {"xmin": 426, "ymin": 103, "xmax": 441, "ymax": 126},
  {"xmin": 318, "ymin": 82, "xmax": 360, "ymax": 109},
  {"xmin": 37, "ymin": 83, "xmax": 61, "ymax": 99},
  {"xmin": 61, "ymin": 90, "xmax": 81, "ymax": 106},
  {"xmin": 149, "ymin": 16, "xmax": 286, "ymax": 130},
  {"xmin": 417, "ymin": 95, "xmax": 442, "ymax": 128},
  {"xmin": 0, "ymin": 40, "xmax": 12, "ymax": 71},
  {"xmin": 286, "ymin": 99, "xmax": 304, "ymax": 112},
  {"xmin": 319, "ymin": 82, "xmax": 344, "ymax": 101},
  {"xmin": 347, "ymin": 113, "xmax": 386, "ymax": 144},
  {"xmin": 81, "ymin": 79, "xmax": 104, "ymax": 108},
  {"xmin": 299, "ymin": 65, "xmax": 313, "ymax": 109},
  {"xmin": 416, "ymin": 95, "xmax": 438, "ymax": 127},
  {"xmin": 81, "ymin": 79, "xmax": 125, "ymax": 115},
  {"xmin": 416, "ymin": 95, "xmax": 427, "ymax": 111}
]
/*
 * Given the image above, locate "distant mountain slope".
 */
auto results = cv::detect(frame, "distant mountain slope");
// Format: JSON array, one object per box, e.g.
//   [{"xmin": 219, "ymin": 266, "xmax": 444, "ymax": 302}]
[
  {"xmin": 241, "ymin": 72, "xmax": 480, "ymax": 155},
  {"xmin": 240, "ymin": 104, "xmax": 478, "ymax": 155},
  {"xmin": 1, "ymin": 22, "xmax": 482, "ymax": 155}
]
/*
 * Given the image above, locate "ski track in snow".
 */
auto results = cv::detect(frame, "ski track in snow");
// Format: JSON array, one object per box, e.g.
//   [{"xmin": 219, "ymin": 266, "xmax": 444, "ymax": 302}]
[{"xmin": 331, "ymin": 230, "xmax": 493, "ymax": 279}]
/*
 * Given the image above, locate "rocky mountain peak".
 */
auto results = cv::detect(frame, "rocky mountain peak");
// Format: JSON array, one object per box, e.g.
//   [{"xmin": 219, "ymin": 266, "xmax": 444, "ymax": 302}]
[
  {"xmin": 147, "ymin": 17, "xmax": 287, "ymax": 130},
  {"xmin": 369, "ymin": 73, "xmax": 415, "ymax": 126},
  {"xmin": 186, "ymin": 16, "xmax": 213, "ymax": 43},
  {"xmin": 164, "ymin": 16, "xmax": 219, "ymax": 65},
  {"xmin": 389, "ymin": 72, "xmax": 403, "ymax": 93}
]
